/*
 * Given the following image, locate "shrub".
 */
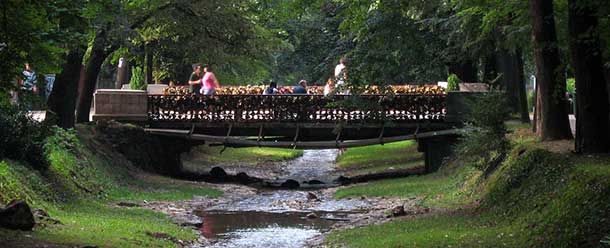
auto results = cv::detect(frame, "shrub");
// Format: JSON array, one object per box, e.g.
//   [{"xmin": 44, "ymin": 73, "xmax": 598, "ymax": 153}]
[
  {"xmin": 130, "ymin": 66, "xmax": 145, "ymax": 90},
  {"xmin": 447, "ymin": 74, "xmax": 461, "ymax": 91},
  {"xmin": 455, "ymin": 91, "xmax": 510, "ymax": 173},
  {"xmin": 0, "ymin": 100, "xmax": 50, "ymax": 167},
  {"xmin": 566, "ymin": 78, "xmax": 576, "ymax": 95}
]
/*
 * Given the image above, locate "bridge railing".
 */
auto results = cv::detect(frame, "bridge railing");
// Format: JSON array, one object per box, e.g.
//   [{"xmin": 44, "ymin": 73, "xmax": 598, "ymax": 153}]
[{"xmin": 148, "ymin": 94, "xmax": 446, "ymax": 123}]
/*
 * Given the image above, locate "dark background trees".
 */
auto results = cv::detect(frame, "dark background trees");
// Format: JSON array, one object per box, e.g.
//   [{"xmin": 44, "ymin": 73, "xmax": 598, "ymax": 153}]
[{"xmin": 2, "ymin": 0, "xmax": 610, "ymax": 152}]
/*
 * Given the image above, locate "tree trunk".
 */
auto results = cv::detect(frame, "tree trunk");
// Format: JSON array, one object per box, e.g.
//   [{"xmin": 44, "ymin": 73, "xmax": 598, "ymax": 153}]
[
  {"xmin": 448, "ymin": 59, "xmax": 477, "ymax": 83},
  {"xmin": 515, "ymin": 50, "xmax": 530, "ymax": 123},
  {"xmin": 76, "ymin": 29, "xmax": 113, "ymax": 123},
  {"xmin": 482, "ymin": 53, "xmax": 498, "ymax": 84},
  {"xmin": 496, "ymin": 48, "xmax": 530, "ymax": 123},
  {"xmin": 144, "ymin": 43, "xmax": 153, "ymax": 85},
  {"xmin": 46, "ymin": 48, "xmax": 85, "ymax": 128},
  {"xmin": 529, "ymin": 0, "xmax": 573, "ymax": 140},
  {"xmin": 568, "ymin": 0, "xmax": 610, "ymax": 153}
]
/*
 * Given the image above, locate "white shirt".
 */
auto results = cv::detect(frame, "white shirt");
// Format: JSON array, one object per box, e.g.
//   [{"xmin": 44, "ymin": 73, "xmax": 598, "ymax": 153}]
[{"xmin": 334, "ymin": 64, "xmax": 346, "ymax": 79}]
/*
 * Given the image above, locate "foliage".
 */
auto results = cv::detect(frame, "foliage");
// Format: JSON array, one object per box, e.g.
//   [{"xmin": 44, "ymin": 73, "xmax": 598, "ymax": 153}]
[
  {"xmin": 0, "ymin": 101, "xmax": 50, "ymax": 167},
  {"xmin": 565, "ymin": 79, "xmax": 576, "ymax": 96},
  {"xmin": 129, "ymin": 66, "xmax": 145, "ymax": 90},
  {"xmin": 446, "ymin": 74, "xmax": 461, "ymax": 91},
  {"xmin": 455, "ymin": 91, "xmax": 510, "ymax": 172}
]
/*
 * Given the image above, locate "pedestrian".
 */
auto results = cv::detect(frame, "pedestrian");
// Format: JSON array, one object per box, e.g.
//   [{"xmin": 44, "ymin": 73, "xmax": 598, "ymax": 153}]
[
  {"xmin": 18, "ymin": 63, "xmax": 39, "ymax": 109},
  {"xmin": 200, "ymin": 65, "xmax": 220, "ymax": 95},
  {"xmin": 293, "ymin": 80, "xmax": 308, "ymax": 94},
  {"xmin": 188, "ymin": 64, "xmax": 202, "ymax": 94},
  {"xmin": 263, "ymin": 81, "xmax": 278, "ymax": 95},
  {"xmin": 324, "ymin": 78, "xmax": 335, "ymax": 96},
  {"xmin": 334, "ymin": 57, "xmax": 347, "ymax": 91}
]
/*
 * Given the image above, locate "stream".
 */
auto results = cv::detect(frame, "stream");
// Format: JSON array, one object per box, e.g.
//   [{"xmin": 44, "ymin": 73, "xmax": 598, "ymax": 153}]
[{"xmin": 192, "ymin": 149, "xmax": 371, "ymax": 248}]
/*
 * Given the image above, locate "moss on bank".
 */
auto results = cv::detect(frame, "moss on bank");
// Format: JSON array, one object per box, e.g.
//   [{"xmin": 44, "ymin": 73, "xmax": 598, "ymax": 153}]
[
  {"xmin": 0, "ymin": 125, "xmax": 220, "ymax": 247},
  {"xmin": 330, "ymin": 126, "xmax": 610, "ymax": 247}
]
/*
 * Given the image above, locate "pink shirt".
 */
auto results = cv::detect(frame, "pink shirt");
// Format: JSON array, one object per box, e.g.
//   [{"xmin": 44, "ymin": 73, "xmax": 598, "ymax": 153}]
[{"xmin": 201, "ymin": 72, "xmax": 216, "ymax": 90}]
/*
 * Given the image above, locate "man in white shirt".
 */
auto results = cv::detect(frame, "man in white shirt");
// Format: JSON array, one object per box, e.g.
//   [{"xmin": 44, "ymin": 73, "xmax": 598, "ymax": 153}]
[{"xmin": 334, "ymin": 58, "xmax": 347, "ymax": 93}]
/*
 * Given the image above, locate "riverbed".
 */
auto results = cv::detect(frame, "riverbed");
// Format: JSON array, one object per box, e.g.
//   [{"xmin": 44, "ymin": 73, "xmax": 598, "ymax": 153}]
[{"xmin": 145, "ymin": 149, "xmax": 413, "ymax": 248}]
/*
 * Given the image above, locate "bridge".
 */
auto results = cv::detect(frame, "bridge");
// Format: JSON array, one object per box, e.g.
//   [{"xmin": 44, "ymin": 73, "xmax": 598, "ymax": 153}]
[{"xmin": 92, "ymin": 89, "xmax": 476, "ymax": 172}]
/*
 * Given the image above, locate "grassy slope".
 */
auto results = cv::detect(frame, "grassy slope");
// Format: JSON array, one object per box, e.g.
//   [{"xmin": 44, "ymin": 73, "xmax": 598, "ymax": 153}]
[
  {"xmin": 336, "ymin": 141, "xmax": 423, "ymax": 175},
  {"xmin": 329, "ymin": 124, "xmax": 610, "ymax": 247},
  {"xmin": 0, "ymin": 126, "xmax": 221, "ymax": 247}
]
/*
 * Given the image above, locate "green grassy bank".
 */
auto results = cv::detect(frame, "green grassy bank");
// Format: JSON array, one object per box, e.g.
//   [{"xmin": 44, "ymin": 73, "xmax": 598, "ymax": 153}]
[
  {"xmin": 194, "ymin": 145, "xmax": 303, "ymax": 164},
  {"xmin": 181, "ymin": 144, "xmax": 303, "ymax": 173},
  {"xmin": 0, "ymin": 125, "xmax": 221, "ymax": 247},
  {"xmin": 329, "ymin": 125, "xmax": 610, "ymax": 247},
  {"xmin": 336, "ymin": 140, "xmax": 423, "ymax": 175}
]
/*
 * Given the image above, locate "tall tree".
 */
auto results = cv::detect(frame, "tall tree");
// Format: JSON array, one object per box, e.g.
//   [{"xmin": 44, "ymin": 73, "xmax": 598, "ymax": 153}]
[
  {"xmin": 568, "ymin": 0, "xmax": 609, "ymax": 153},
  {"xmin": 47, "ymin": 49, "xmax": 85, "ymax": 128},
  {"xmin": 530, "ymin": 0, "xmax": 573, "ymax": 140}
]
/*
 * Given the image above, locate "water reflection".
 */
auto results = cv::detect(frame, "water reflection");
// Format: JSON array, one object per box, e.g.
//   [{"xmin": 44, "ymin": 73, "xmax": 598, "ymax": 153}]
[{"xmin": 200, "ymin": 211, "xmax": 340, "ymax": 248}]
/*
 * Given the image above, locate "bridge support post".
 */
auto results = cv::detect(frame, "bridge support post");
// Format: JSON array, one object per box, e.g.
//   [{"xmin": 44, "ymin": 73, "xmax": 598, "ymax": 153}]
[{"xmin": 417, "ymin": 135, "xmax": 458, "ymax": 173}]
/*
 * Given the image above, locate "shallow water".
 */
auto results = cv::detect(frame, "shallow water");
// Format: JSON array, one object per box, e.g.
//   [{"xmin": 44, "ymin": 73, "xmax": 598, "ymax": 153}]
[
  {"xmin": 282, "ymin": 149, "xmax": 340, "ymax": 182},
  {"xmin": 199, "ymin": 211, "xmax": 342, "ymax": 248},
  {"xmin": 196, "ymin": 149, "xmax": 366, "ymax": 248}
]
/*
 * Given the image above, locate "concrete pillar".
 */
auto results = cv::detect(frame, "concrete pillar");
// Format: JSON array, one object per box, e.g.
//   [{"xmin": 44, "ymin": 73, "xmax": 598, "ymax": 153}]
[{"xmin": 417, "ymin": 135, "xmax": 458, "ymax": 173}]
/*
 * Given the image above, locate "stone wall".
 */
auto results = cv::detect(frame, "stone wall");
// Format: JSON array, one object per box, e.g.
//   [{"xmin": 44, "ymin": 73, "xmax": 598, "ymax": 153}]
[{"xmin": 92, "ymin": 89, "xmax": 147, "ymax": 121}]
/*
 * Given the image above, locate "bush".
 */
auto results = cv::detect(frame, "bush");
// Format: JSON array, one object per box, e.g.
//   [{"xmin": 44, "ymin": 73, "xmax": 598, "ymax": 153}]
[
  {"xmin": 0, "ymin": 101, "xmax": 50, "ymax": 167},
  {"xmin": 566, "ymin": 78, "xmax": 576, "ymax": 95},
  {"xmin": 130, "ymin": 66, "xmax": 145, "ymax": 90},
  {"xmin": 455, "ymin": 91, "xmax": 510, "ymax": 173},
  {"xmin": 447, "ymin": 73, "xmax": 461, "ymax": 91}
]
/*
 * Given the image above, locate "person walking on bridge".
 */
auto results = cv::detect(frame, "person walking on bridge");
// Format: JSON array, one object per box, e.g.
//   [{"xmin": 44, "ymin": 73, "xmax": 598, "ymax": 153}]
[
  {"xmin": 334, "ymin": 58, "xmax": 349, "ymax": 94},
  {"xmin": 200, "ymin": 65, "xmax": 221, "ymax": 95},
  {"xmin": 188, "ymin": 64, "xmax": 202, "ymax": 94},
  {"xmin": 293, "ymin": 80, "xmax": 308, "ymax": 94}
]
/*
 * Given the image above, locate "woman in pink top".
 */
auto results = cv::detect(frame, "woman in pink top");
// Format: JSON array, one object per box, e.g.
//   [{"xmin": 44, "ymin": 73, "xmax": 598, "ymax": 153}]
[{"xmin": 200, "ymin": 65, "xmax": 221, "ymax": 95}]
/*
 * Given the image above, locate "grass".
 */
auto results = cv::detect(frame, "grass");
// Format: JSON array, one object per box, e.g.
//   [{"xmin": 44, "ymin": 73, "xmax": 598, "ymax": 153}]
[
  {"xmin": 107, "ymin": 175, "xmax": 222, "ymax": 202},
  {"xmin": 1, "ymin": 202, "xmax": 196, "ymax": 247},
  {"xmin": 335, "ymin": 162, "xmax": 479, "ymax": 209},
  {"xmin": 329, "ymin": 125, "xmax": 610, "ymax": 247},
  {"xmin": 186, "ymin": 145, "xmax": 303, "ymax": 165},
  {"xmin": 0, "ymin": 126, "xmax": 221, "ymax": 247},
  {"xmin": 327, "ymin": 211, "xmax": 517, "ymax": 248},
  {"xmin": 336, "ymin": 140, "xmax": 422, "ymax": 170}
]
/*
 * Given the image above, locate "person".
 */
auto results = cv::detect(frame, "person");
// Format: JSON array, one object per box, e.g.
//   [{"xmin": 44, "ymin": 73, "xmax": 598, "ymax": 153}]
[
  {"xmin": 334, "ymin": 57, "xmax": 347, "ymax": 90},
  {"xmin": 44, "ymin": 74, "xmax": 55, "ymax": 101},
  {"xmin": 324, "ymin": 78, "xmax": 335, "ymax": 96},
  {"xmin": 200, "ymin": 65, "xmax": 220, "ymax": 95},
  {"xmin": 18, "ymin": 63, "xmax": 39, "ymax": 109},
  {"xmin": 188, "ymin": 64, "xmax": 202, "ymax": 94},
  {"xmin": 263, "ymin": 81, "xmax": 278, "ymax": 95},
  {"xmin": 21, "ymin": 63, "xmax": 38, "ymax": 92},
  {"xmin": 292, "ymin": 80, "xmax": 307, "ymax": 94}
]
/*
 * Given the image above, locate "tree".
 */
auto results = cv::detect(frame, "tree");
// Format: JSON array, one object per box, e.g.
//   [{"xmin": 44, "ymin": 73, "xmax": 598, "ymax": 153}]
[
  {"xmin": 529, "ymin": 0, "xmax": 573, "ymax": 140},
  {"xmin": 568, "ymin": 0, "xmax": 609, "ymax": 153}
]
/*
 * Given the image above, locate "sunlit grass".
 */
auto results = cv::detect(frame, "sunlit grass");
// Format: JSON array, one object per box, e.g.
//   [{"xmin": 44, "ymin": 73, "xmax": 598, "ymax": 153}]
[
  {"xmin": 192, "ymin": 145, "xmax": 303, "ymax": 165},
  {"xmin": 336, "ymin": 141, "xmax": 421, "ymax": 169}
]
